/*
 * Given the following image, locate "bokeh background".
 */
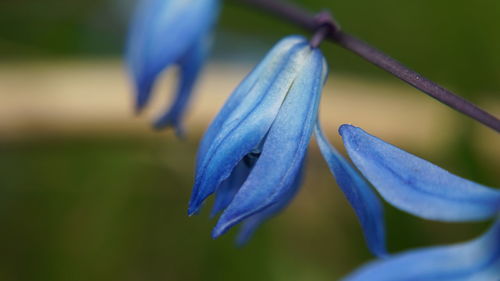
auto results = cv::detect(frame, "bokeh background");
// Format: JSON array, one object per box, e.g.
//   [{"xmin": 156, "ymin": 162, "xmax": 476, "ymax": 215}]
[{"xmin": 1, "ymin": 0, "xmax": 499, "ymax": 280}]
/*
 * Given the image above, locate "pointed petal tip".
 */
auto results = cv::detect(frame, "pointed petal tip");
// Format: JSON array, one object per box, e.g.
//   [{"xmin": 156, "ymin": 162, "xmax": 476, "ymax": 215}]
[
  {"xmin": 188, "ymin": 186, "xmax": 216, "ymax": 216},
  {"xmin": 338, "ymin": 123, "xmax": 356, "ymax": 135},
  {"xmin": 152, "ymin": 119, "xmax": 171, "ymax": 131},
  {"xmin": 211, "ymin": 225, "xmax": 225, "ymax": 239},
  {"xmin": 153, "ymin": 115, "xmax": 186, "ymax": 138},
  {"xmin": 211, "ymin": 214, "xmax": 238, "ymax": 239},
  {"xmin": 188, "ymin": 191, "xmax": 208, "ymax": 216},
  {"xmin": 134, "ymin": 96, "xmax": 151, "ymax": 116},
  {"xmin": 187, "ymin": 204, "xmax": 200, "ymax": 216},
  {"xmin": 133, "ymin": 79, "xmax": 154, "ymax": 115}
]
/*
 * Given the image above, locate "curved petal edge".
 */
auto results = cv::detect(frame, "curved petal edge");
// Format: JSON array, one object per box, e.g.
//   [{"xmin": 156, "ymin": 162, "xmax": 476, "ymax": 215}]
[
  {"xmin": 343, "ymin": 218, "xmax": 500, "ymax": 281},
  {"xmin": 339, "ymin": 124, "xmax": 500, "ymax": 222}
]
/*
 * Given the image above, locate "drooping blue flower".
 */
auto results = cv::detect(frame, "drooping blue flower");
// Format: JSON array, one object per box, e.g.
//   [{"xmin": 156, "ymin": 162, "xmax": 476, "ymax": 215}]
[
  {"xmin": 188, "ymin": 36, "xmax": 390, "ymax": 253},
  {"xmin": 339, "ymin": 124, "xmax": 500, "ymax": 222},
  {"xmin": 189, "ymin": 35, "xmax": 327, "ymax": 242},
  {"xmin": 126, "ymin": 0, "xmax": 219, "ymax": 135},
  {"xmin": 343, "ymin": 218, "xmax": 500, "ymax": 281}
]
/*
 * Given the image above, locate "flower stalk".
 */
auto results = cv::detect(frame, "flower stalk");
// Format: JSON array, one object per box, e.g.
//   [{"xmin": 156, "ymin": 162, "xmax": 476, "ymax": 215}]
[{"xmin": 235, "ymin": 0, "xmax": 500, "ymax": 132}]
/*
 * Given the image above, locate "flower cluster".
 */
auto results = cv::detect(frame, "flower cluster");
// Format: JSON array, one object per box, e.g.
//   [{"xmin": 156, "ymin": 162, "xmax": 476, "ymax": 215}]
[{"xmin": 126, "ymin": 0, "xmax": 500, "ymax": 279}]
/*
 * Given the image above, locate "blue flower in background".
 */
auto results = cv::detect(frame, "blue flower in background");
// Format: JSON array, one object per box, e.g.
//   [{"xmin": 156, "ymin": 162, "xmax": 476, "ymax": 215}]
[
  {"xmin": 339, "ymin": 124, "xmax": 500, "ymax": 222},
  {"xmin": 343, "ymin": 218, "xmax": 500, "ymax": 281},
  {"xmin": 126, "ymin": 0, "xmax": 219, "ymax": 135}
]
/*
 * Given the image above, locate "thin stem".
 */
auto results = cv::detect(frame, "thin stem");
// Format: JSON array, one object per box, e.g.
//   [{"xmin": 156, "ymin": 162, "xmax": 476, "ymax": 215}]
[
  {"xmin": 310, "ymin": 26, "xmax": 329, "ymax": 48},
  {"xmin": 235, "ymin": 0, "xmax": 500, "ymax": 132},
  {"xmin": 309, "ymin": 11, "xmax": 336, "ymax": 48}
]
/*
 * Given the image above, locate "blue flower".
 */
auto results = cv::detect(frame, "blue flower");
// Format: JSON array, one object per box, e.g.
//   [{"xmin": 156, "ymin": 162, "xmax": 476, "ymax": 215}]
[
  {"xmin": 339, "ymin": 124, "xmax": 500, "ymax": 222},
  {"xmin": 126, "ymin": 0, "xmax": 219, "ymax": 135},
  {"xmin": 189, "ymin": 35, "xmax": 327, "ymax": 242},
  {"xmin": 343, "ymin": 217, "xmax": 500, "ymax": 281},
  {"xmin": 188, "ymin": 36, "xmax": 390, "ymax": 254}
]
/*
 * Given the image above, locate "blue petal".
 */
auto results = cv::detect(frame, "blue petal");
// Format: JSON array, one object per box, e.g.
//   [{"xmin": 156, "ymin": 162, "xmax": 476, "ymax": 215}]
[
  {"xmin": 153, "ymin": 35, "xmax": 212, "ymax": 136},
  {"xmin": 235, "ymin": 157, "xmax": 306, "ymax": 246},
  {"xmin": 210, "ymin": 159, "xmax": 252, "ymax": 218},
  {"xmin": 343, "ymin": 218, "xmax": 500, "ymax": 281},
  {"xmin": 196, "ymin": 35, "xmax": 307, "ymax": 163},
  {"xmin": 314, "ymin": 123, "xmax": 387, "ymax": 258},
  {"xmin": 126, "ymin": 0, "xmax": 219, "ymax": 112},
  {"xmin": 340, "ymin": 124, "xmax": 500, "ymax": 222},
  {"xmin": 189, "ymin": 36, "xmax": 313, "ymax": 215},
  {"xmin": 211, "ymin": 48, "xmax": 328, "ymax": 237}
]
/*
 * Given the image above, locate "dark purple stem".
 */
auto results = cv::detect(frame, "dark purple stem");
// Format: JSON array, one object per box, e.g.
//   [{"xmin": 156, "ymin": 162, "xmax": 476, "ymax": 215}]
[
  {"xmin": 309, "ymin": 11, "xmax": 336, "ymax": 48},
  {"xmin": 235, "ymin": 0, "xmax": 500, "ymax": 132}
]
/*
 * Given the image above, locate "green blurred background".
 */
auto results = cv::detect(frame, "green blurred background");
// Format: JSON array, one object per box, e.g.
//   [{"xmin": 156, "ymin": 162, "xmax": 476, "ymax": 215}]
[{"xmin": 0, "ymin": 0, "xmax": 498, "ymax": 280}]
